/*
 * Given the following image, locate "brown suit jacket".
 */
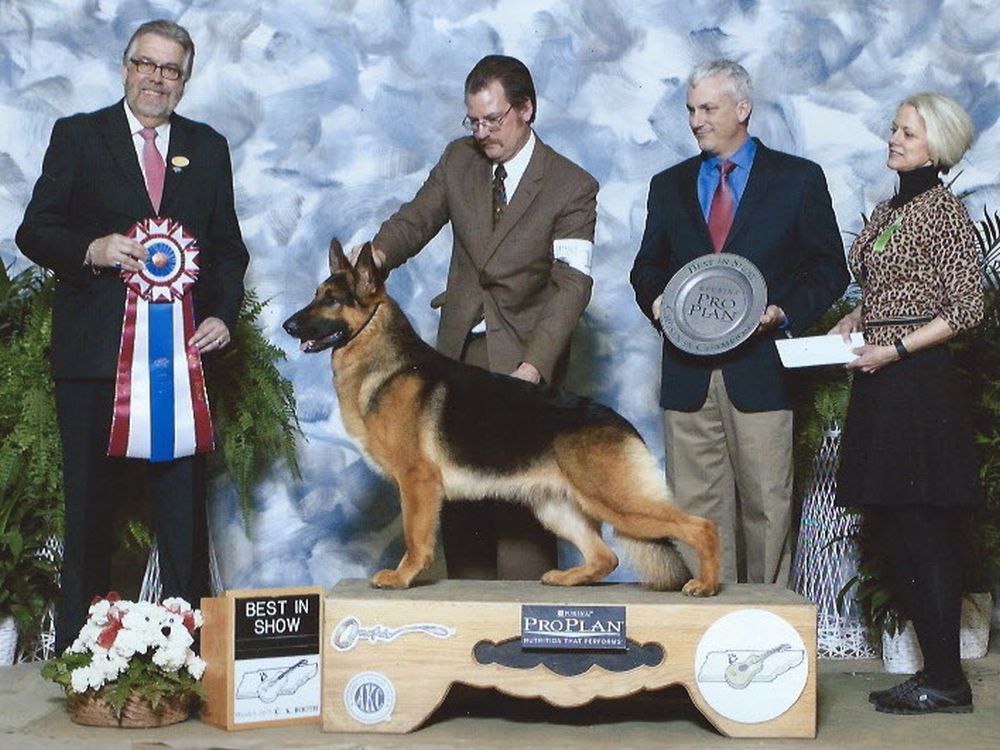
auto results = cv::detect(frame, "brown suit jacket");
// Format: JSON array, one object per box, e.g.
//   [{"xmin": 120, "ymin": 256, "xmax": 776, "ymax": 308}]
[{"xmin": 373, "ymin": 134, "xmax": 598, "ymax": 382}]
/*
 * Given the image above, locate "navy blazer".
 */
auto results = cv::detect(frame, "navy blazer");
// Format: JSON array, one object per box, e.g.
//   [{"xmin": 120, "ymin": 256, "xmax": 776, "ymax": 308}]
[
  {"xmin": 630, "ymin": 139, "xmax": 849, "ymax": 412},
  {"xmin": 16, "ymin": 101, "xmax": 249, "ymax": 380}
]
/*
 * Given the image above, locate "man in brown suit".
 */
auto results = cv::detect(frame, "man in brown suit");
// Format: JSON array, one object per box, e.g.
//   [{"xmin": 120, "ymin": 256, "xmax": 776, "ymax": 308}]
[{"xmin": 369, "ymin": 54, "xmax": 599, "ymax": 580}]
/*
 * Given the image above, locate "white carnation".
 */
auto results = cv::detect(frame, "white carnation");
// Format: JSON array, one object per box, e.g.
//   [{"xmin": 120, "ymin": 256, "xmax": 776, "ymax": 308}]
[
  {"xmin": 152, "ymin": 644, "xmax": 187, "ymax": 672},
  {"xmin": 111, "ymin": 628, "xmax": 146, "ymax": 658},
  {"xmin": 88, "ymin": 650, "xmax": 128, "ymax": 687},
  {"xmin": 87, "ymin": 599, "xmax": 112, "ymax": 622},
  {"xmin": 185, "ymin": 654, "xmax": 206, "ymax": 680},
  {"xmin": 70, "ymin": 667, "xmax": 92, "ymax": 693},
  {"xmin": 121, "ymin": 602, "xmax": 164, "ymax": 645}
]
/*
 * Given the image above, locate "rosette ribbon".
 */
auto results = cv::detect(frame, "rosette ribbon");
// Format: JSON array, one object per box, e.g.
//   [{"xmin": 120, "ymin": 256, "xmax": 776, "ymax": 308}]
[{"xmin": 107, "ymin": 218, "xmax": 214, "ymax": 461}]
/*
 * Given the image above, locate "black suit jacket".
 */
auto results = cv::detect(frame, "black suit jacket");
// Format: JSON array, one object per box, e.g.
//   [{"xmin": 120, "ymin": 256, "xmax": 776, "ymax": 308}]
[
  {"xmin": 630, "ymin": 139, "xmax": 849, "ymax": 412},
  {"xmin": 16, "ymin": 101, "xmax": 249, "ymax": 380}
]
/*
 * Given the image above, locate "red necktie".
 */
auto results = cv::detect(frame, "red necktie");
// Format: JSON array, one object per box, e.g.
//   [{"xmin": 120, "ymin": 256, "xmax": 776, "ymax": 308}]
[
  {"xmin": 139, "ymin": 127, "xmax": 165, "ymax": 215},
  {"xmin": 707, "ymin": 160, "xmax": 736, "ymax": 252}
]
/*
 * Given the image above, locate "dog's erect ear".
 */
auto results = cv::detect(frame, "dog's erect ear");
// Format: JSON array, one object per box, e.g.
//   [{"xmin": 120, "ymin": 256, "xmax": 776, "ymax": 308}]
[
  {"xmin": 328, "ymin": 239, "xmax": 351, "ymax": 274},
  {"xmin": 353, "ymin": 242, "xmax": 383, "ymax": 298}
]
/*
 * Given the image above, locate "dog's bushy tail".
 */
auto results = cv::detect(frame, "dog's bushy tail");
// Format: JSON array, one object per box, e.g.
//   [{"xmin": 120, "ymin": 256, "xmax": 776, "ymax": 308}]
[{"xmin": 616, "ymin": 536, "xmax": 690, "ymax": 591}]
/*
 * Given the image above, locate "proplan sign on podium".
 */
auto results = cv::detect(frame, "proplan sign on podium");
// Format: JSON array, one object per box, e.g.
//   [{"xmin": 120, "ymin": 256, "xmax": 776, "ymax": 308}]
[
  {"xmin": 201, "ymin": 587, "xmax": 324, "ymax": 730},
  {"xmin": 322, "ymin": 580, "xmax": 816, "ymax": 738}
]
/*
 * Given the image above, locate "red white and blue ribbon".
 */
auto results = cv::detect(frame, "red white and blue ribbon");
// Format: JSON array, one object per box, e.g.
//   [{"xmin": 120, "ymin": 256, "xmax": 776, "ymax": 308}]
[{"xmin": 108, "ymin": 218, "xmax": 214, "ymax": 462}]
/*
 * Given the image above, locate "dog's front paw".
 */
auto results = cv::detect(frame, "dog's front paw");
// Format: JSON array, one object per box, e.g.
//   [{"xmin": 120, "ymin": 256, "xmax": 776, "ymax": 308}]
[
  {"xmin": 541, "ymin": 569, "xmax": 571, "ymax": 586},
  {"xmin": 371, "ymin": 569, "xmax": 410, "ymax": 589},
  {"xmin": 681, "ymin": 578, "xmax": 719, "ymax": 597}
]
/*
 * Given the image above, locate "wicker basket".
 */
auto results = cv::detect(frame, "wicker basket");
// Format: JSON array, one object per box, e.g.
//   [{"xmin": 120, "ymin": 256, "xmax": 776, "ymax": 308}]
[{"xmin": 69, "ymin": 690, "xmax": 197, "ymax": 728}]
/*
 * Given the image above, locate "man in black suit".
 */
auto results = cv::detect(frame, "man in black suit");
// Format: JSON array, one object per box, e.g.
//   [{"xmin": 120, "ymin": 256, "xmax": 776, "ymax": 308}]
[
  {"xmin": 630, "ymin": 59, "xmax": 848, "ymax": 585},
  {"xmin": 16, "ymin": 19, "xmax": 249, "ymax": 650}
]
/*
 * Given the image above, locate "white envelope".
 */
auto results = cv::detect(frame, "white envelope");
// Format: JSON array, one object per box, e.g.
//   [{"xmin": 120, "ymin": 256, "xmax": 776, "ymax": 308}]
[{"xmin": 775, "ymin": 332, "xmax": 864, "ymax": 368}]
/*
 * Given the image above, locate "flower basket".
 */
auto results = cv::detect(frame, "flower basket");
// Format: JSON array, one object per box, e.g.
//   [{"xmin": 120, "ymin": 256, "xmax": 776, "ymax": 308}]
[
  {"xmin": 69, "ymin": 690, "xmax": 197, "ymax": 728},
  {"xmin": 42, "ymin": 594, "xmax": 206, "ymax": 727}
]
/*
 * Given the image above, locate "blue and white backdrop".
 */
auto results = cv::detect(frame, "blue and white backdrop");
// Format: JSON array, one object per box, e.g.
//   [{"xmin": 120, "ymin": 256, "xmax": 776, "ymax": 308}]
[{"xmin": 3, "ymin": 1, "xmax": 999, "ymax": 590}]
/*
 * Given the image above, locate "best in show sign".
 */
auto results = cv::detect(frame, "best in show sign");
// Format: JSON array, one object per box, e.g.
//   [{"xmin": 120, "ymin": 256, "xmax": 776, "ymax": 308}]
[{"xmin": 201, "ymin": 588, "xmax": 323, "ymax": 730}]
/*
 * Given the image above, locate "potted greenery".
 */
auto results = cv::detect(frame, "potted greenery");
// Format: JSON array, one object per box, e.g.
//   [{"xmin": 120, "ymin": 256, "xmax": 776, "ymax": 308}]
[
  {"xmin": 0, "ymin": 264, "xmax": 61, "ymax": 662},
  {"xmin": 0, "ymin": 495, "xmax": 60, "ymax": 663},
  {"xmin": 0, "ymin": 259, "xmax": 300, "ymax": 658}
]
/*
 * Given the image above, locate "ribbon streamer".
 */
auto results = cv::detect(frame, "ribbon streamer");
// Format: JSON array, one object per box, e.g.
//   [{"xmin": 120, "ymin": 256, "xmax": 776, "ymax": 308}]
[{"xmin": 108, "ymin": 218, "xmax": 214, "ymax": 461}]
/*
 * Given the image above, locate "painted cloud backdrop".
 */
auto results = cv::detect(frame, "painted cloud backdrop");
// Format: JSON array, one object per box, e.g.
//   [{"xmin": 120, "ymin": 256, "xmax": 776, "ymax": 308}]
[{"xmin": 2, "ymin": 0, "xmax": 998, "ymax": 589}]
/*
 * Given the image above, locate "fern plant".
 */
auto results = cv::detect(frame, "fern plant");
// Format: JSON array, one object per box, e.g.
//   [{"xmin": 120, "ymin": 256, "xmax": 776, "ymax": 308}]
[
  {"xmin": 955, "ymin": 205, "xmax": 1000, "ymax": 585},
  {"xmin": 0, "ymin": 264, "xmax": 61, "ymax": 636},
  {"xmin": 790, "ymin": 296, "xmax": 857, "ymax": 502},
  {"xmin": 205, "ymin": 288, "xmax": 301, "ymax": 527},
  {"xmin": 0, "ymin": 263, "xmax": 299, "ymax": 639}
]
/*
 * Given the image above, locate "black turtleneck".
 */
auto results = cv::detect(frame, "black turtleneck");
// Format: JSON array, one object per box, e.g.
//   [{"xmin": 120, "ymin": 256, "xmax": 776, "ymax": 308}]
[{"xmin": 891, "ymin": 164, "xmax": 941, "ymax": 208}]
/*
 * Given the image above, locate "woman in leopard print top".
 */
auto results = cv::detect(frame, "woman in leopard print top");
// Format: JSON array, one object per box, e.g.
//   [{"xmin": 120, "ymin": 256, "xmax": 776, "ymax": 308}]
[{"xmin": 833, "ymin": 93, "xmax": 984, "ymax": 716}]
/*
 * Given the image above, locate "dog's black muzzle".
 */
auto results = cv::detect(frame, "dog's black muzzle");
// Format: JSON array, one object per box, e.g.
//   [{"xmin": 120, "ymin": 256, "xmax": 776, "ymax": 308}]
[{"xmin": 283, "ymin": 309, "xmax": 350, "ymax": 354}]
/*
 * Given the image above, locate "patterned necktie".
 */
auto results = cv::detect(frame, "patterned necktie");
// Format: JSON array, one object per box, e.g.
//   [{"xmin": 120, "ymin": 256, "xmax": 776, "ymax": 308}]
[
  {"xmin": 139, "ymin": 127, "xmax": 165, "ymax": 215},
  {"xmin": 707, "ymin": 160, "xmax": 736, "ymax": 252},
  {"xmin": 492, "ymin": 163, "xmax": 507, "ymax": 228}
]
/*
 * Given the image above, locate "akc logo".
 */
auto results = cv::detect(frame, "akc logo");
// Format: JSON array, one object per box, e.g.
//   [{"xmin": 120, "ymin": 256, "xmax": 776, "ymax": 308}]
[{"xmin": 343, "ymin": 671, "xmax": 395, "ymax": 724}]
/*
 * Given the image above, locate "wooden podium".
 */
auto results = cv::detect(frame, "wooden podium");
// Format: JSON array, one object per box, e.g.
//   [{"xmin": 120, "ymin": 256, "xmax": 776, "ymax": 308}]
[{"xmin": 322, "ymin": 580, "xmax": 816, "ymax": 738}]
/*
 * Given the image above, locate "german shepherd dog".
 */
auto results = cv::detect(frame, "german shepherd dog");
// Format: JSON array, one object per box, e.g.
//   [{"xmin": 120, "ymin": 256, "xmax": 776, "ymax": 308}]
[{"xmin": 283, "ymin": 241, "xmax": 720, "ymax": 596}]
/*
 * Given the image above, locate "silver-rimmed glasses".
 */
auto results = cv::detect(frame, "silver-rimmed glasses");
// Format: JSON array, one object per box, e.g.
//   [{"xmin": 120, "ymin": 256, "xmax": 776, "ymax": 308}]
[{"xmin": 462, "ymin": 104, "xmax": 513, "ymax": 132}]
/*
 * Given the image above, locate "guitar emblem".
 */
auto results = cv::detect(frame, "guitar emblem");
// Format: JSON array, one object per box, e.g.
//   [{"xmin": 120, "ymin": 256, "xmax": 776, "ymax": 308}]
[{"xmin": 723, "ymin": 643, "xmax": 791, "ymax": 689}]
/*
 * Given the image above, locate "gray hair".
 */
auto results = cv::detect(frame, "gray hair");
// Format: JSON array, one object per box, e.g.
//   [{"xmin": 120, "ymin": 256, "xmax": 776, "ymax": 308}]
[
  {"xmin": 900, "ymin": 92, "xmax": 974, "ymax": 172},
  {"xmin": 688, "ymin": 59, "xmax": 753, "ymax": 103},
  {"xmin": 123, "ymin": 19, "xmax": 195, "ymax": 80}
]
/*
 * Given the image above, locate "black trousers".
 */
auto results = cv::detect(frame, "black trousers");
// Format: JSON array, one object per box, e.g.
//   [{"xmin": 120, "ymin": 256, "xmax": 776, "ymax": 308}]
[
  {"xmin": 53, "ymin": 380, "xmax": 210, "ymax": 651},
  {"xmin": 868, "ymin": 505, "xmax": 969, "ymax": 687},
  {"xmin": 439, "ymin": 334, "xmax": 558, "ymax": 580}
]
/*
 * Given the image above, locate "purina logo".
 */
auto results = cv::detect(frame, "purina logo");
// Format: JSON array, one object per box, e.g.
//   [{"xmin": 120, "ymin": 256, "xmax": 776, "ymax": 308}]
[
  {"xmin": 343, "ymin": 671, "xmax": 395, "ymax": 724},
  {"xmin": 521, "ymin": 605, "xmax": 627, "ymax": 651}
]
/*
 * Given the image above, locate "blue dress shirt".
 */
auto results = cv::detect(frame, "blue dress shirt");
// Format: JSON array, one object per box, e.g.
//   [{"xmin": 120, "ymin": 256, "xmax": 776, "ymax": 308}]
[{"xmin": 697, "ymin": 137, "xmax": 757, "ymax": 220}]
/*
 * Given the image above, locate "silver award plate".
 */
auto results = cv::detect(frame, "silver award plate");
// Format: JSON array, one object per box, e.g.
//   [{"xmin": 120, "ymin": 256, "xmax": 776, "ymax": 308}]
[{"xmin": 660, "ymin": 253, "xmax": 767, "ymax": 355}]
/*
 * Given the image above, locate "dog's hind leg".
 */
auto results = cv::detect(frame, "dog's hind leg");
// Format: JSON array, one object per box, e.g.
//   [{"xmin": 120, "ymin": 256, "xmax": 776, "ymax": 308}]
[
  {"xmin": 530, "ymin": 493, "xmax": 619, "ymax": 586},
  {"xmin": 371, "ymin": 461, "xmax": 443, "ymax": 590},
  {"xmin": 555, "ymin": 430, "xmax": 720, "ymax": 596}
]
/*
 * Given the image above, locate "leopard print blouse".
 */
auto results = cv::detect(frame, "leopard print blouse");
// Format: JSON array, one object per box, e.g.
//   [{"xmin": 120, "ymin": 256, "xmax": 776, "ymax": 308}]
[{"xmin": 848, "ymin": 184, "xmax": 984, "ymax": 347}]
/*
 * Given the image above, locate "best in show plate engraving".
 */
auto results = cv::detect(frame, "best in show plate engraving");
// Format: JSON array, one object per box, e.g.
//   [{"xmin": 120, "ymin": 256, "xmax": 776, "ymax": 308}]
[{"xmin": 661, "ymin": 253, "xmax": 767, "ymax": 355}]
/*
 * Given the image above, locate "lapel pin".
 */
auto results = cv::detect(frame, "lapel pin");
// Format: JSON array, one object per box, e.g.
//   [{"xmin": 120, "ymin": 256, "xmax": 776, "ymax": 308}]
[{"xmin": 170, "ymin": 155, "xmax": 190, "ymax": 173}]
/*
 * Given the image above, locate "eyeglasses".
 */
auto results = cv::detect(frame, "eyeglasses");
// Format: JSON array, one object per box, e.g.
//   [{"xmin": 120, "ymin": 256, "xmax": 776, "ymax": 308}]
[
  {"xmin": 462, "ymin": 104, "xmax": 513, "ymax": 132},
  {"xmin": 129, "ymin": 58, "xmax": 184, "ymax": 81}
]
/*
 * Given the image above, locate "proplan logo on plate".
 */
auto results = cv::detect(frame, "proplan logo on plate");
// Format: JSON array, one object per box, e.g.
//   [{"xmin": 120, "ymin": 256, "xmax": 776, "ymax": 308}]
[{"xmin": 520, "ymin": 605, "xmax": 626, "ymax": 650}]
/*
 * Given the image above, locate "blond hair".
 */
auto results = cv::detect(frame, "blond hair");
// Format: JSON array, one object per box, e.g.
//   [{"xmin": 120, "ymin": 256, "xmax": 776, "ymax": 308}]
[{"xmin": 901, "ymin": 92, "xmax": 974, "ymax": 172}]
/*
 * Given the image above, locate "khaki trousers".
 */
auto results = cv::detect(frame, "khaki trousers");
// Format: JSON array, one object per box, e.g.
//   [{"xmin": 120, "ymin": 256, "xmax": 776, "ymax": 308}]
[{"xmin": 663, "ymin": 369, "xmax": 793, "ymax": 584}]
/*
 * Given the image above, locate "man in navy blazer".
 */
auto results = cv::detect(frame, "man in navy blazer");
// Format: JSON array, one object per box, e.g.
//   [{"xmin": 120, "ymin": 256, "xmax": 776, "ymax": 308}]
[
  {"xmin": 631, "ymin": 59, "xmax": 848, "ymax": 584},
  {"xmin": 17, "ymin": 19, "xmax": 249, "ymax": 649}
]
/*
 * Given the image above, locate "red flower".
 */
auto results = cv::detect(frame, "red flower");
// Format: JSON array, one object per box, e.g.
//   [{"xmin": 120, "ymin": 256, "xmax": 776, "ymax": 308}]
[
  {"xmin": 90, "ymin": 591, "xmax": 122, "ymax": 606},
  {"xmin": 96, "ymin": 605, "xmax": 124, "ymax": 650}
]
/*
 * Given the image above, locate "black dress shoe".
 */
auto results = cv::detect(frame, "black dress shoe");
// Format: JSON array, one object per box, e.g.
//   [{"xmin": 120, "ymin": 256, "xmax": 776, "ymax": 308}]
[
  {"xmin": 873, "ymin": 678, "xmax": 973, "ymax": 715},
  {"xmin": 868, "ymin": 671, "xmax": 926, "ymax": 704}
]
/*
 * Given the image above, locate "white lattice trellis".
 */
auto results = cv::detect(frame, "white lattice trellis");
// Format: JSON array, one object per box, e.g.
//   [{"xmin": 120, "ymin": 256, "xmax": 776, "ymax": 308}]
[
  {"xmin": 23, "ymin": 533, "xmax": 224, "ymax": 662},
  {"xmin": 137, "ymin": 537, "xmax": 225, "ymax": 603},
  {"xmin": 791, "ymin": 423, "xmax": 879, "ymax": 660}
]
